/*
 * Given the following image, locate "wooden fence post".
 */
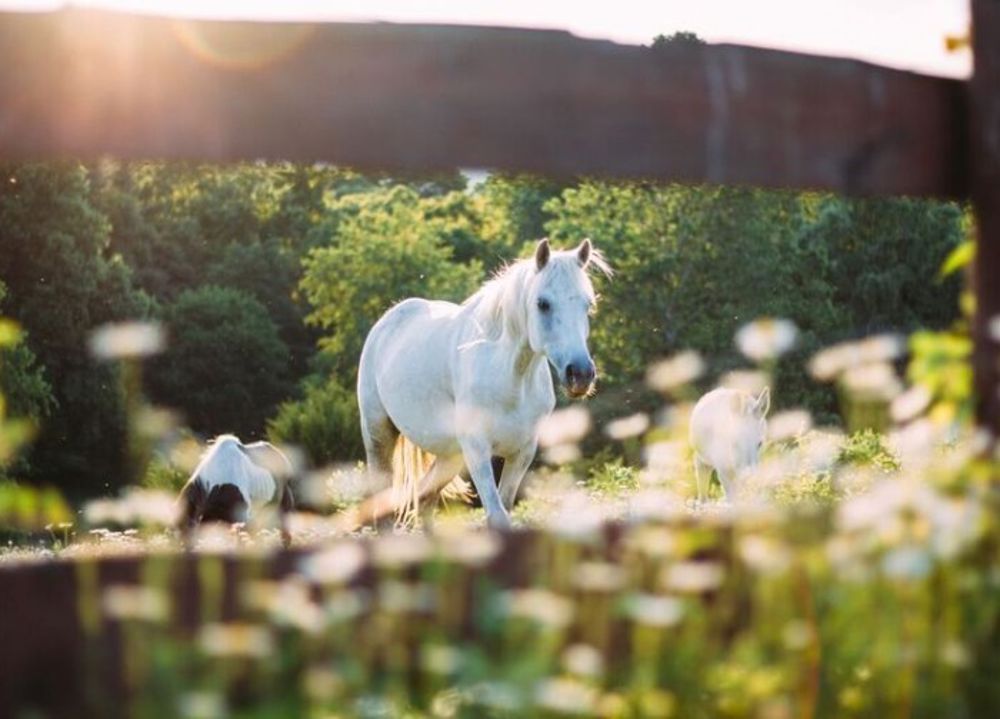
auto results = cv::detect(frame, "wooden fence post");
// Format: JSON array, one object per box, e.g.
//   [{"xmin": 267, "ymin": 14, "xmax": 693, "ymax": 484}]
[{"xmin": 972, "ymin": 0, "xmax": 1000, "ymax": 435}]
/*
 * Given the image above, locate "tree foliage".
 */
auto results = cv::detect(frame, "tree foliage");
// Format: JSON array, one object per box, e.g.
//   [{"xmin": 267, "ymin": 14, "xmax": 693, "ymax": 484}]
[
  {"xmin": 0, "ymin": 164, "xmax": 152, "ymax": 496},
  {"xmin": 300, "ymin": 185, "xmax": 483, "ymax": 380},
  {"xmin": 0, "ymin": 161, "xmax": 965, "ymax": 493},
  {"xmin": 147, "ymin": 286, "xmax": 292, "ymax": 439}
]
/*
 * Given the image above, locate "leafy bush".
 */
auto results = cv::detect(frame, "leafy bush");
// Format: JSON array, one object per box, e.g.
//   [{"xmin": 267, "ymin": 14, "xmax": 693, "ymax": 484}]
[
  {"xmin": 838, "ymin": 429, "xmax": 900, "ymax": 473},
  {"xmin": 268, "ymin": 378, "xmax": 365, "ymax": 465}
]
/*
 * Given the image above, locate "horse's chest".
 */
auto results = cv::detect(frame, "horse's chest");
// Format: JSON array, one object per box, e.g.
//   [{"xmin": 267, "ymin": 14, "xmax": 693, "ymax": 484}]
[{"xmin": 479, "ymin": 391, "xmax": 553, "ymax": 455}]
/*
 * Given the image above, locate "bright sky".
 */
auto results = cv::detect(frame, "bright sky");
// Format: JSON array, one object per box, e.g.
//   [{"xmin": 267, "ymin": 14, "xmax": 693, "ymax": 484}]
[{"xmin": 3, "ymin": 0, "xmax": 973, "ymax": 78}]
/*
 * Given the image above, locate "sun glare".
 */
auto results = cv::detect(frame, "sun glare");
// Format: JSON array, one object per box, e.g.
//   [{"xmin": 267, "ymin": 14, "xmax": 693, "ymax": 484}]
[{"xmin": 0, "ymin": 0, "xmax": 972, "ymax": 77}]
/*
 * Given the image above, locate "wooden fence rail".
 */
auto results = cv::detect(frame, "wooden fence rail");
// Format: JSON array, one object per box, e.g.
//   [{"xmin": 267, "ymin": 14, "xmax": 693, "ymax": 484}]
[{"xmin": 0, "ymin": 8, "xmax": 968, "ymax": 199}]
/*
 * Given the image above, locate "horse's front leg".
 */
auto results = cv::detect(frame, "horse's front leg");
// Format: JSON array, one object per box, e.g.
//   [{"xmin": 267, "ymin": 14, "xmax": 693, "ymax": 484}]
[
  {"xmin": 498, "ymin": 443, "xmax": 537, "ymax": 511},
  {"xmin": 459, "ymin": 436, "xmax": 511, "ymax": 530}
]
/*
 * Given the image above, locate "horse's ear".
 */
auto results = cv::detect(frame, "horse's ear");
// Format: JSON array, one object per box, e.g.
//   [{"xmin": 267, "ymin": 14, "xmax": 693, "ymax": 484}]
[
  {"xmin": 535, "ymin": 238, "xmax": 551, "ymax": 271},
  {"xmin": 753, "ymin": 387, "xmax": 771, "ymax": 418},
  {"xmin": 577, "ymin": 238, "xmax": 592, "ymax": 268}
]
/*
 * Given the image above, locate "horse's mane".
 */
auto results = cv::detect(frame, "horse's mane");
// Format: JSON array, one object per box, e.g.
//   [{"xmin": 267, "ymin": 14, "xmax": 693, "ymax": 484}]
[{"xmin": 464, "ymin": 248, "xmax": 612, "ymax": 342}]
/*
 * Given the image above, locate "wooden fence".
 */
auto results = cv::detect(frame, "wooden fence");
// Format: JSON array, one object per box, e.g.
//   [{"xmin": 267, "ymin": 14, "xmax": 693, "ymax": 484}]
[{"xmin": 0, "ymin": 2, "xmax": 997, "ymax": 715}]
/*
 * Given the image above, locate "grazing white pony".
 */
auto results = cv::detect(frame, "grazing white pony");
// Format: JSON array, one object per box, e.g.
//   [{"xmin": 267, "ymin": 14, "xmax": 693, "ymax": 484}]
[
  {"xmin": 354, "ymin": 239, "xmax": 610, "ymax": 529},
  {"xmin": 689, "ymin": 387, "xmax": 770, "ymax": 502},
  {"xmin": 177, "ymin": 434, "xmax": 296, "ymax": 545}
]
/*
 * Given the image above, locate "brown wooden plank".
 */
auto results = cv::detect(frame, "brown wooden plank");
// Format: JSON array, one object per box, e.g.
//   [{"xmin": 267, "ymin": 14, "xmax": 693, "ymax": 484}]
[
  {"xmin": 971, "ymin": 0, "xmax": 1000, "ymax": 433},
  {"xmin": 0, "ymin": 8, "xmax": 967, "ymax": 198}
]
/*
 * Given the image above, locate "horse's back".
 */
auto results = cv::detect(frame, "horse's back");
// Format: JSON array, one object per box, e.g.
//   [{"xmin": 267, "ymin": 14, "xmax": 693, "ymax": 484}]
[
  {"xmin": 690, "ymin": 388, "xmax": 749, "ymax": 468},
  {"xmin": 193, "ymin": 438, "xmax": 276, "ymax": 506},
  {"xmin": 359, "ymin": 297, "xmax": 469, "ymax": 455},
  {"xmin": 360, "ymin": 297, "xmax": 463, "ymax": 379}
]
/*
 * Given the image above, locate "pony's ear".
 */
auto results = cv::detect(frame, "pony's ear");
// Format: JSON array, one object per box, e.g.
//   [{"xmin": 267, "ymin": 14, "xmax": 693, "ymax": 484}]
[
  {"xmin": 752, "ymin": 387, "xmax": 771, "ymax": 418},
  {"xmin": 577, "ymin": 238, "xmax": 592, "ymax": 268},
  {"xmin": 535, "ymin": 238, "xmax": 551, "ymax": 271}
]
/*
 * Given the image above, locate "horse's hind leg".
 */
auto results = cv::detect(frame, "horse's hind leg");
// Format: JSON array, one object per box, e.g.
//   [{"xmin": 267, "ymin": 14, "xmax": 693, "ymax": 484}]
[
  {"xmin": 358, "ymin": 370, "xmax": 398, "ymax": 493},
  {"xmin": 693, "ymin": 455, "xmax": 711, "ymax": 505}
]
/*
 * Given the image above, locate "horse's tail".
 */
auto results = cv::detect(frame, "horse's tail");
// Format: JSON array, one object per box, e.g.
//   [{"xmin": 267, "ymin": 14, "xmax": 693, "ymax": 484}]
[
  {"xmin": 391, "ymin": 435, "xmax": 429, "ymax": 525},
  {"xmin": 392, "ymin": 436, "xmax": 472, "ymax": 526}
]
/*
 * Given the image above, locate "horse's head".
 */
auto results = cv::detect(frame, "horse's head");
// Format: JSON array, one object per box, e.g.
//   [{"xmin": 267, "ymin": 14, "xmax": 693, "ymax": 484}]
[
  {"xmin": 739, "ymin": 386, "xmax": 771, "ymax": 469},
  {"xmin": 526, "ymin": 238, "xmax": 610, "ymax": 398}
]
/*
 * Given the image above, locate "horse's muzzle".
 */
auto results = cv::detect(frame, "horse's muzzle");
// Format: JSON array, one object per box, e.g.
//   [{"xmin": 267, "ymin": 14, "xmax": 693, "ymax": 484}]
[{"xmin": 564, "ymin": 360, "xmax": 596, "ymax": 398}]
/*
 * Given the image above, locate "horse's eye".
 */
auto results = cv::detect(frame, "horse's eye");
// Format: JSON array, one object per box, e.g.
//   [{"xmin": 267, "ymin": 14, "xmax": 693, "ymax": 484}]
[{"xmin": 537, "ymin": 298, "xmax": 551, "ymax": 313}]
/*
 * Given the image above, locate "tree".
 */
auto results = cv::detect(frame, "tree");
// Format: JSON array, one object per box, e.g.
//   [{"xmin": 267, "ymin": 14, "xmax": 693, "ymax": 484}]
[
  {"xmin": 651, "ymin": 31, "xmax": 706, "ymax": 48},
  {"xmin": 147, "ymin": 286, "xmax": 292, "ymax": 439},
  {"xmin": 300, "ymin": 185, "xmax": 483, "ymax": 381},
  {"xmin": 472, "ymin": 174, "xmax": 565, "ymax": 271},
  {"xmin": 0, "ymin": 163, "xmax": 153, "ymax": 497},
  {"xmin": 544, "ymin": 181, "xmax": 962, "ymax": 422}
]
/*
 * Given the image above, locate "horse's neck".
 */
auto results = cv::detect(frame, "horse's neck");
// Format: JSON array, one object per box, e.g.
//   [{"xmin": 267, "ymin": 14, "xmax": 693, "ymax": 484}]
[
  {"xmin": 512, "ymin": 337, "xmax": 540, "ymax": 377},
  {"xmin": 497, "ymin": 327, "xmax": 548, "ymax": 389}
]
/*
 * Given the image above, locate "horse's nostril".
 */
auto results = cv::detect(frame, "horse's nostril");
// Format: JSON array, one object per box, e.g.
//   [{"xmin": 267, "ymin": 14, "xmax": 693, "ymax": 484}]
[{"xmin": 566, "ymin": 362, "xmax": 595, "ymax": 388}]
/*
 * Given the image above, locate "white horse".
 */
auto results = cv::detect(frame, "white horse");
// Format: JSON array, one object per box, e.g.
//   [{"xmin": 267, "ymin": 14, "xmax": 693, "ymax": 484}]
[
  {"xmin": 354, "ymin": 239, "xmax": 610, "ymax": 529},
  {"xmin": 689, "ymin": 387, "xmax": 770, "ymax": 502},
  {"xmin": 177, "ymin": 434, "xmax": 296, "ymax": 545}
]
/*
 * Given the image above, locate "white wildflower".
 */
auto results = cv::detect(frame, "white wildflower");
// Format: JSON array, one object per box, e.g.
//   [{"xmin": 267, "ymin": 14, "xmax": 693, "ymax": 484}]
[
  {"xmin": 767, "ymin": 410, "xmax": 813, "ymax": 442},
  {"xmin": 662, "ymin": 561, "xmax": 725, "ymax": 593},
  {"xmin": 103, "ymin": 585, "xmax": 169, "ymax": 622},
  {"xmin": 535, "ymin": 677, "xmax": 599, "ymax": 715},
  {"xmin": 890, "ymin": 385, "xmax": 933, "ymax": 424},
  {"xmin": 841, "ymin": 362, "xmax": 902, "ymax": 401},
  {"xmin": 646, "ymin": 350, "xmax": 705, "ymax": 392},
  {"xmin": 300, "ymin": 542, "xmax": 367, "ymax": 585},
  {"xmin": 199, "ymin": 623, "xmax": 273, "ymax": 658},
  {"xmin": 502, "ymin": 588, "xmax": 574, "ymax": 628},
  {"xmin": 537, "ymin": 407, "xmax": 591, "ymax": 448},
  {"xmin": 625, "ymin": 593, "xmax": 684, "ymax": 627},
  {"xmin": 720, "ymin": 369, "xmax": 769, "ymax": 395},
  {"xmin": 89, "ymin": 321, "xmax": 165, "ymax": 360},
  {"xmin": 604, "ymin": 413, "xmax": 650, "ymax": 440},
  {"xmin": 562, "ymin": 643, "xmax": 605, "ymax": 678},
  {"xmin": 735, "ymin": 318, "xmax": 798, "ymax": 362}
]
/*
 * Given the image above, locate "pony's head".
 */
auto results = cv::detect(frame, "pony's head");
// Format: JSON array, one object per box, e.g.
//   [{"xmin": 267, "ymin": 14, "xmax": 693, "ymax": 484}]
[
  {"xmin": 739, "ymin": 386, "xmax": 771, "ymax": 469},
  {"xmin": 526, "ymin": 238, "xmax": 611, "ymax": 398}
]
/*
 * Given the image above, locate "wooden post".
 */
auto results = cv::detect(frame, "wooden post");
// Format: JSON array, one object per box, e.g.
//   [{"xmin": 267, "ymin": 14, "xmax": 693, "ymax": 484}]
[{"xmin": 971, "ymin": 0, "xmax": 1000, "ymax": 435}]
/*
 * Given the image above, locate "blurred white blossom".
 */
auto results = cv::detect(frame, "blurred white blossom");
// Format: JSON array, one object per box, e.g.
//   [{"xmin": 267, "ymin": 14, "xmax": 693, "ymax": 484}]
[
  {"xmin": 103, "ymin": 585, "xmax": 169, "ymax": 622},
  {"xmin": 502, "ymin": 588, "xmax": 573, "ymax": 628},
  {"xmin": 300, "ymin": 542, "xmax": 367, "ymax": 585},
  {"xmin": 720, "ymin": 369, "xmax": 769, "ymax": 395},
  {"xmin": 890, "ymin": 385, "xmax": 933, "ymax": 424},
  {"xmin": 735, "ymin": 318, "xmax": 798, "ymax": 363},
  {"xmin": 767, "ymin": 410, "xmax": 813, "ymax": 442},
  {"xmin": 646, "ymin": 350, "xmax": 705, "ymax": 392},
  {"xmin": 662, "ymin": 561, "xmax": 725, "ymax": 593},
  {"xmin": 537, "ymin": 406, "xmax": 591, "ymax": 448},
  {"xmin": 535, "ymin": 677, "xmax": 599, "ymax": 715},
  {"xmin": 841, "ymin": 362, "xmax": 903, "ymax": 401},
  {"xmin": 625, "ymin": 593, "xmax": 684, "ymax": 627},
  {"xmin": 562, "ymin": 643, "xmax": 605, "ymax": 678},
  {"xmin": 604, "ymin": 412, "xmax": 650, "ymax": 440},
  {"xmin": 199, "ymin": 623, "xmax": 273, "ymax": 658},
  {"xmin": 89, "ymin": 321, "xmax": 165, "ymax": 360}
]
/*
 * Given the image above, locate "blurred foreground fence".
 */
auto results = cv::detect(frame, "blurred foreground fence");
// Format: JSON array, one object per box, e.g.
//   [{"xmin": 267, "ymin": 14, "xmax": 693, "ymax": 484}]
[
  {"xmin": 0, "ymin": 527, "xmax": 658, "ymax": 716},
  {"xmin": 1, "ymin": 2, "xmax": 999, "ymax": 715}
]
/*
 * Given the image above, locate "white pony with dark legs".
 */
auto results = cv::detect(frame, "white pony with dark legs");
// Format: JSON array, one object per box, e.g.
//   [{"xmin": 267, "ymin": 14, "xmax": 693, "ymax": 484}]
[
  {"xmin": 354, "ymin": 239, "xmax": 610, "ymax": 529},
  {"xmin": 689, "ymin": 387, "xmax": 770, "ymax": 502},
  {"xmin": 177, "ymin": 434, "xmax": 296, "ymax": 545}
]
